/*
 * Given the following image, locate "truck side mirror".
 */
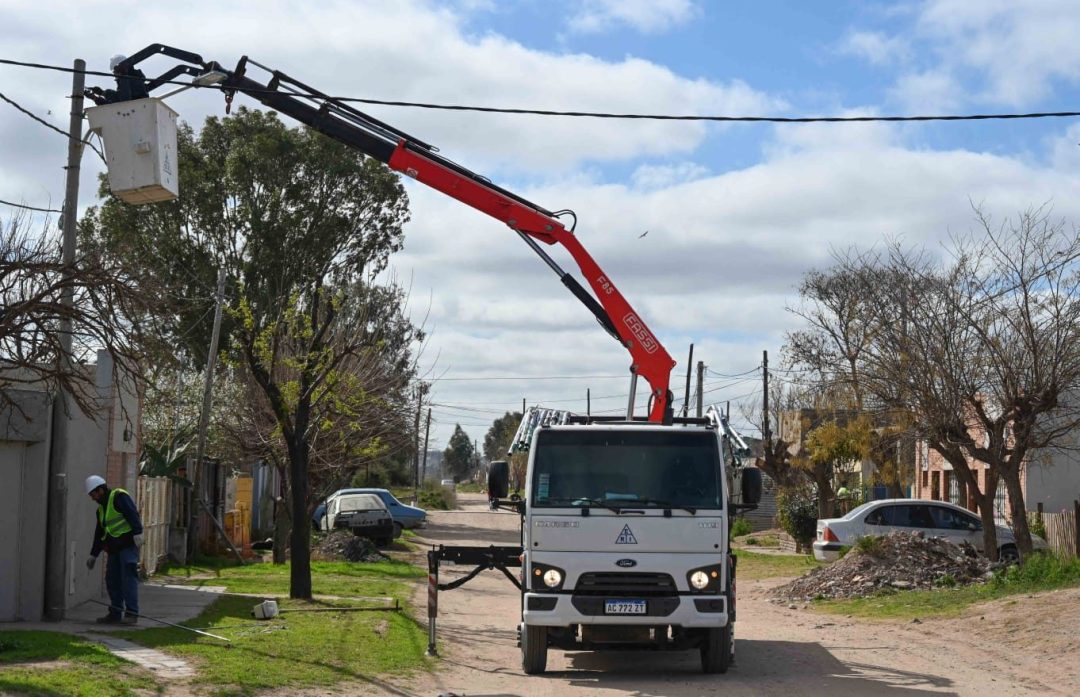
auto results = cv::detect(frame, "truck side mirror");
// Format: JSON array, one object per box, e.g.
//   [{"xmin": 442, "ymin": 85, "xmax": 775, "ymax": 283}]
[
  {"xmin": 740, "ymin": 467, "xmax": 763, "ymax": 506},
  {"xmin": 488, "ymin": 460, "xmax": 510, "ymax": 499}
]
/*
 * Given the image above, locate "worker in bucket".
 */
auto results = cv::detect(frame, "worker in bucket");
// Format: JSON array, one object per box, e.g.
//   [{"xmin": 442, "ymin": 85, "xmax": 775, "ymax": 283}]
[
  {"xmin": 85, "ymin": 475, "xmax": 143, "ymax": 624},
  {"xmin": 86, "ymin": 55, "xmax": 149, "ymax": 105}
]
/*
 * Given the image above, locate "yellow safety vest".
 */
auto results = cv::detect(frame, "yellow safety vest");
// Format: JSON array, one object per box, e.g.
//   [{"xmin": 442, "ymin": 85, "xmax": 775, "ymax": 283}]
[{"xmin": 98, "ymin": 488, "xmax": 134, "ymax": 540}]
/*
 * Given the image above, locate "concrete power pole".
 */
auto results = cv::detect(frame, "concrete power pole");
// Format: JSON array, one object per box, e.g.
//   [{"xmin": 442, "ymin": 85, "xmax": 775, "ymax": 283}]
[
  {"xmin": 762, "ymin": 350, "xmax": 771, "ymax": 444},
  {"xmin": 695, "ymin": 361, "xmax": 705, "ymax": 418},
  {"xmin": 413, "ymin": 387, "xmax": 423, "ymax": 504},
  {"xmin": 44, "ymin": 58, "xmax": 86, "ymax": 621},
  {"xmin": 420, "ymin": 408, "xmax": 431, "ymax": 484}
]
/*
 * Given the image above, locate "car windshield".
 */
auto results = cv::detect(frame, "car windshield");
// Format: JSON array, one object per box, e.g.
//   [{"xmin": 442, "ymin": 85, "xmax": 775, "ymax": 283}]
[
  {"xmin": 531, "ymin": 429, "xmax": 722, "ymax": 510},
  {"xmin": 338, "ymin": 494, "xmax": 384, "ymax": 512}
]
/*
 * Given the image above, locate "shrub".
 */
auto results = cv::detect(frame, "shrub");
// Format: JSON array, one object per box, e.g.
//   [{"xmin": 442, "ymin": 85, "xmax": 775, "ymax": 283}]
[
  {"xmin": 854, "ymin": 535, "xmax": 883, "ymax": 556},
  {"xmin": 988, "ymin": 552, "xmax": 1080, "ymax": 591},
  {"xmin": 418, "ymin": 482, "xmax": 456, "ymax": 511},
  {"xmin": 777, "ymin": 490, "xmax": 817, "ymax": 550},
  {"xmin": 731, "ymin": 517, "xmax": 753, "ymax": 537},
  {"xmin": 1027, "ymin": 512, "xmax": 1047, "ymax": 540},
  {"xmin": 745, "ymin": 537, "xmax": 759, "ymax": 546},
  {"xmin": 936, "ymin": 573, "xmax": 957, "ymax": 588}
]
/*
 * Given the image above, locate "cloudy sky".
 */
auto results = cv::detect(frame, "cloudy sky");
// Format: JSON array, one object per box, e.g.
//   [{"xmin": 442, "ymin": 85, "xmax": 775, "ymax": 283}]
[{"xmin": 4, "ymin": 1, "xmax": 1080, "ymax": 452}]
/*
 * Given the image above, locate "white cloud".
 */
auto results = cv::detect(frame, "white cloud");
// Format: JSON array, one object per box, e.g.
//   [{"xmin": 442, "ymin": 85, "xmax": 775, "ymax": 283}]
[
  {"xmin": 887, "ymin": 69, "xmax": 964, "ymax": 113},
  {"xmin": 838, "ymin": 30, "xmax": 910, "ymax": 66},
  {"xmin": 894, "ymin": 0, "xmax": 1080, "ymax": 107},
  {"xmin": 567, "ymin": 0, "xmax": 698, "ymax": 35},
  {"xmin": 631, "ymin": 162, "xmax": 710, "ymax": 190}
]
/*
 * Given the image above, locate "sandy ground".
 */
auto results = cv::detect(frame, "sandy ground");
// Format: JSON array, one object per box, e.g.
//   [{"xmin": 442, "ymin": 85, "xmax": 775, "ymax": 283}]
[{"xmin": 357, "ymin": 492, "xmax": 1079, "ymax": 697}]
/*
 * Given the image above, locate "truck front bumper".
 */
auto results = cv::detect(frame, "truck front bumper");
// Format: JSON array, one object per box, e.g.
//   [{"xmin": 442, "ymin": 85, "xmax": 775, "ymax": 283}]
[{"xmin": 523, "ymin": 592, "xmax": 727, "ymax": 629}]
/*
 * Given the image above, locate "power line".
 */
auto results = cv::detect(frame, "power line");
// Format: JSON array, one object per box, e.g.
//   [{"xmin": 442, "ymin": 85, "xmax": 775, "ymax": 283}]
[
  {"xmin": 428, "ymin": 374, "xmax": 626, "ymax": 382},
  {"xmin": 3, "ymin": 56, "xmax": 1080, "ymax": 125},
  {"xmin": 0, "ymin": 197, "xmax": 61, "ymax": 214},
  {"xmin": 0, "ymin": 89, "xmax": 106, "ymax": 162}
]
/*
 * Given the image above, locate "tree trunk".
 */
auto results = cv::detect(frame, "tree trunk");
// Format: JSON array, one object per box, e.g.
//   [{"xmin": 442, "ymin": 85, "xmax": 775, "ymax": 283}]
[
  {"xmin": 970, "ymin": 471, "xmax": 1000, "ymax": 561},
  {"xmin": 1001, "ymin": 467, "xmax": 1033, "ymax": 559},
  {"xmin": 815, "ymin": 469, "xmax": 834, "ymax": 519},
  {"xmin": 287, "ymin": 433, "xmax": 312, "ymax": 599}
]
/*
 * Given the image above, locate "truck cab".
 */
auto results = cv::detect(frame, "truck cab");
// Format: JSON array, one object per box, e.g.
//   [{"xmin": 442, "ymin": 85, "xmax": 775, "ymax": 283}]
[{"xmin": 519, "ymin": 419, "xmax": 760, "ymax": 674}]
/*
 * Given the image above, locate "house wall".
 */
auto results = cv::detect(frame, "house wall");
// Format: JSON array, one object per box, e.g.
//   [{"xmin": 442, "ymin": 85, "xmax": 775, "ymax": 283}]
[
  {"xmin": 1026, "ymin": 449, "xmax": 1080, "ymax": 514},
  {"xmin": 0, "ymin": 391, "xmax": 52, "ymax": 622}
]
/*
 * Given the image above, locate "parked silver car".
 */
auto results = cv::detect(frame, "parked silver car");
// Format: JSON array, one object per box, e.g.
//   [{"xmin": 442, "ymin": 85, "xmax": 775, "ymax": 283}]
[{"xmin": 813, "ymin": 498, "xmax": 1048, "ymax": 563}]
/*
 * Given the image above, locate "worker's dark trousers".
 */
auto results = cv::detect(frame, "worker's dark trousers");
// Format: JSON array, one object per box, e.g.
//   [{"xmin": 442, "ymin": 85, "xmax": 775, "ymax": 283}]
[{"xmin": 105, "ymin": 546, "xmax": 140, "ymax": 616}]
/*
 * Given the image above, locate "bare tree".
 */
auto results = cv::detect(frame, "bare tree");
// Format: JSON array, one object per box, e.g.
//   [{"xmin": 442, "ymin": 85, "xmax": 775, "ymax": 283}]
[
  {"xmin": 0, "ymin": 213, "xmax": 146, "ymax": 415},
  {"xmin": 843, "ymin": 207, "xmax": 1080, "ymax": 559}
]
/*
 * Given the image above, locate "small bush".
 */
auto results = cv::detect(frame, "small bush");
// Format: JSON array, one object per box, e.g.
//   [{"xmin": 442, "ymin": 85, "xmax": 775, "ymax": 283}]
[
  {"xmin": 1027, "ymin": 512, "xmax": 1047, "ymax": 540},
  {"xmin": 731, "ymin": 517, "xmax": 753, "ymax": 537},
  {"xmin": 854, "ymin": 535, "xmax": 883, "ymax": 556},
  {"xmin": 745, "ymin": 537, "xmax": 759, "ymax": 546},
  {"xmin": 936, "ymin": 573, "xmax": 957, "ymax": 588},
  {"xmin": 418, "ymin": 482, "xmax": 456, "ymax": 511},
  {"xmin": 777, "ymin": 490, "xmax": 818, "ymax": 550},
  {"xmin": 988, "ymin": 552, "xmax": 1080, "ymax": 591}
]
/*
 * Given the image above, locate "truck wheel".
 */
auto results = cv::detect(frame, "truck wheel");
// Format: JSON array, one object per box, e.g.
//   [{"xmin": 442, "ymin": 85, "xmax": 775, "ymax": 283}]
[
  {"xmin": 521, "ymin": 624, "xmax": 548, "ymax": 674},
  {"xmin": 700, "ymin": 625, "xmax": 731, "ymax": 674}
]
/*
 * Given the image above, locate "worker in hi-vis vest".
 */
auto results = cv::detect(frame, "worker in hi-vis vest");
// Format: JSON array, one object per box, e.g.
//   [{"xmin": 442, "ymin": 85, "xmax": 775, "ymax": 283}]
[{"xmin": 85, "ymin": 475, "xmax": 144, "ymax": 624}]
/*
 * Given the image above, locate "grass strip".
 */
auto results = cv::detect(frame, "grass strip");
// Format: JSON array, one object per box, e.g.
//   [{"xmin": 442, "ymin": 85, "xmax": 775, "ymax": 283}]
[
  {"xmin": 735, "ymin": 549, "xmax": 823, "ymax": 580},
  {"xmin": 0, "ymin": 630, "xmax": 156, "ymax": 697},
  {"xmin": 816, "ymin": 552, "xmax": 1080, "ymax": 620}
]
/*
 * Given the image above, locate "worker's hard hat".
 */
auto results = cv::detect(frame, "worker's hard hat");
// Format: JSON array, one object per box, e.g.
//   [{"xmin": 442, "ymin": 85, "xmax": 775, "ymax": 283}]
[
  {"xmin": 837, "ymin": 486, "xmax": 850, "ymax": 497},
  {"xmin": 109, "ymin": 54, "xmax": 127, "ymax": 71},
  {"xmin": 85, "ymin": 475, "xmax": 107, "ymax": 495}
]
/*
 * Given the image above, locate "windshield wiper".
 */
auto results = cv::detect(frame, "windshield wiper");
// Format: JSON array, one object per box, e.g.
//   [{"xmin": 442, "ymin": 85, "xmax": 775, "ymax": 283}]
[
  {"xmin": 628, "ymin": 498, "xmax": 697, "ymax": 515},
  {"xmin": 544, "ymin": 497, "xmax": 627, "ymax": 514}
]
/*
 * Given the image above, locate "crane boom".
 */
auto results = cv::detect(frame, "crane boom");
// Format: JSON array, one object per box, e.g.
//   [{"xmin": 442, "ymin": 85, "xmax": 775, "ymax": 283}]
[{"xmin": 88, "ymin": 45, "xmax": 677, "ymax": 422}]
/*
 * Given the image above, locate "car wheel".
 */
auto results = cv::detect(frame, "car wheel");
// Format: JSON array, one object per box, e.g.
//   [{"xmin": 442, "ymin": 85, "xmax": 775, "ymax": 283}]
[
  {"xmin": 392, "ymin": 522, "xmax": 404, "ymax": 539},
  {"xmin": 998, "ymin": 544, "xmax": 1019, "ymax": 563}
]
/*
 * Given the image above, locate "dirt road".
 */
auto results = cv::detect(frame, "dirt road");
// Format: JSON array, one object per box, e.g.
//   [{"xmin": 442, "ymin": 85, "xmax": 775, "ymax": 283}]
[{"xmin": 389, "ymin": 493, "xmax": 1076, "ymax": 696}]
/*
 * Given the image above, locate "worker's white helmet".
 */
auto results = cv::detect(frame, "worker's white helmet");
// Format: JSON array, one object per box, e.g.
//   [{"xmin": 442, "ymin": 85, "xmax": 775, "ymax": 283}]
[
  {"xmin": 109, "ymin": 54, "xmax": 127, "ymax": 71},
  {"xmin": 85, "ymin": 475, "xmax": 107, "ymax": 495}
]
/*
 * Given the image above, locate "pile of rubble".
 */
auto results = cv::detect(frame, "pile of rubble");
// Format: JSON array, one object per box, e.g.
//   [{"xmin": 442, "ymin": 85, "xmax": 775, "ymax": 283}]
[
  {"xmin": 313, "ymin": 530, "xmax": 389, "ymax": 563},
  {"xmin": 775, "ymin": 531, "xmax": 998, "ymax": 601}
]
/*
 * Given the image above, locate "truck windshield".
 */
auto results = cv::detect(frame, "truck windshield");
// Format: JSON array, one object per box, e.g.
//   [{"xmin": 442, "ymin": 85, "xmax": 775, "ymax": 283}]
[{"xmin": 531, "ymin": 430, "xmax": 722, "ymax": 511}]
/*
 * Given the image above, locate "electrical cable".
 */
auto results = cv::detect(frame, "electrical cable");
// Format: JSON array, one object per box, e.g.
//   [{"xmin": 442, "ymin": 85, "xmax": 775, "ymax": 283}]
[
  {"xmin": 3, "ymin": 56, "xmax": 1080, "ymax": 125},
  {"xmin": 0, "ymin": 197, "xmax": 61, "ymax": 214},
  {"xmin": 0, "ymin": 89, "xmax": 106, "ymax": 162}
]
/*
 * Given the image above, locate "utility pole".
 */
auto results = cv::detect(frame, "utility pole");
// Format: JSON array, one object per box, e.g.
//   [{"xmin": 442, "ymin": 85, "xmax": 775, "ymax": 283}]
[
  {"xmin": 413, "ymin": 386, "xmax": 423, "ymax": 504},
  {"xmin": 44, "ymin": 59, "xmax": 85, "ymax": 621},
  {"xmin": 762, "ymin": 350, "xmax": 771, "ymax": 444},
  {"xmin": 695, "ymin": 361, "xmax": 705, "ymax": 417},
  {"xmin": 420, "ymin": 408, "xmax": 431, "ymax": 484},
  {"xmin": 683, "ymin": 344, "xmax": 694, "ymax": 417},
  {"xmin": 187, "ymin": 269, "xmax": 244, "ymax": 564}
]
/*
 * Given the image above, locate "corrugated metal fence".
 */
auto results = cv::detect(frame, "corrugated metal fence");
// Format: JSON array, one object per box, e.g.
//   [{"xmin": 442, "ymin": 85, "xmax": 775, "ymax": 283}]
[
  {"xmin": 1040, "ymin": 501, "xmax": 1079, "ymax": 559},
  {"xmin": 136, "ymin": 476, "xmax": 172, "ymax": 575}
]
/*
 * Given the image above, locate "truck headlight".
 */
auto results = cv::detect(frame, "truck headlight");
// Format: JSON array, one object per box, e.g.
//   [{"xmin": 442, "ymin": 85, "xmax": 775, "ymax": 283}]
[
  {"xmin": 686, "ymin": 564, "xmax": 723, "ymax": 593},
  {"xmin": 530, "ymin": 562, "xmax": 566, "ymax": 591},
  {"xmin": 543, "ymin": 569, "xmax": 563, "ymax": 588},
  {"xmin": 690, "ymin": 570, "xmax": 710, "ymax": 590}
]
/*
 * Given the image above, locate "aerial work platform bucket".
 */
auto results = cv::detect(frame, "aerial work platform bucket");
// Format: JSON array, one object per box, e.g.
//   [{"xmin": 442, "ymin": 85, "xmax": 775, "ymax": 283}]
[{"xmin": 86, "ymin": 97, "xmax": 179, "ymax": 204}]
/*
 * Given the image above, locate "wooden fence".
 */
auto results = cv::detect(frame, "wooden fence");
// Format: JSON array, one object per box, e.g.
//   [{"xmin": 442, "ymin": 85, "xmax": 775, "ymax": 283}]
[
  {"xmin": 136, "ymin": 476, "xmax": 173, "ymax": 575},
  {"xmin": 1040, "ymin": 500, "xmax": 1079, "ymax": 559}
]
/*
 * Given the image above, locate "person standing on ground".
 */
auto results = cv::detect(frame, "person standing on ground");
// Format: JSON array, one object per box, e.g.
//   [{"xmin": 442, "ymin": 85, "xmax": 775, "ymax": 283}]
[{"xmin": 85, "ymin": 475, "xmax": 143, "ymax": 624}]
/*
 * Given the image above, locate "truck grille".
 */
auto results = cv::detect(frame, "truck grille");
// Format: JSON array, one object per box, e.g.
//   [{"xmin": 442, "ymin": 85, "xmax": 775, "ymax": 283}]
[{"xmin": 573, "ymin": 572, "xmax": 676, "ymax": 597}]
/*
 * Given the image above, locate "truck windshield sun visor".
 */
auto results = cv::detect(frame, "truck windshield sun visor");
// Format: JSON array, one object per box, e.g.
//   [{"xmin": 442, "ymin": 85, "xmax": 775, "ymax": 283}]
[{"xmin": 531, "ymin": 430, "xmax": 722, "ymax": 511}]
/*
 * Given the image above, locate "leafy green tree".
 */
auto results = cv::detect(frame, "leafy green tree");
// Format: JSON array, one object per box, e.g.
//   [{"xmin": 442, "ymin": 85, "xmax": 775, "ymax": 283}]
[
  {"xmin": 443, "ymin": 425, "xmax": 475, "ymax": 482},
  {"xmin": 81, "ymin": 108, "xmax": 417, "ymax": 598},
  {"xmin": 483, "ymin": 411, "xmax": 522, "ymax": 461}
]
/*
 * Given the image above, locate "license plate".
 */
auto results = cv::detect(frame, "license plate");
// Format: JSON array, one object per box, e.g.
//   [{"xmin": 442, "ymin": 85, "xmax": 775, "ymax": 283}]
[
  {"xmin": 604, "ymin": 600, "xmax": 647, "ymax": 615},
  {"xmin": 354, "ymin": 519, "xmax": 377, "ymax": 526}
]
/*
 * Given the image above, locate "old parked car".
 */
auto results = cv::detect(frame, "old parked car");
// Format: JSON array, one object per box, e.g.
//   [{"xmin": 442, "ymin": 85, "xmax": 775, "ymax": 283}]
[
  {"xmin": 813, "ymin": 498, "xmax": 1048, "ymax": 563},
  {"xmin": 321, "ymin": 493, "xmax": 395, "ymax": 546},
  {"xmin": 313, "ymin": 488, "xmax": 426, "ymax": 538}
]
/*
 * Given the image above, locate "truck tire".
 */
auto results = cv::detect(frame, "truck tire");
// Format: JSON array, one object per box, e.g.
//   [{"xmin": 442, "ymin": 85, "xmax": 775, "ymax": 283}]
[
  {"xmin": 700, "ymin": 625, "xmax": 731, "ymax": 674},
  {"xmin": 521, "ymin": 624, "xmax": 548, "ymax": 674}
]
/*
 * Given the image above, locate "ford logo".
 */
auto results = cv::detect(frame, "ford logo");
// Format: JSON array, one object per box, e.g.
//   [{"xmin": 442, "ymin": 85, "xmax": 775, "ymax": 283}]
[{"xmin": 615, "ymin": 559, "xmax": 637, "ymax": 568}]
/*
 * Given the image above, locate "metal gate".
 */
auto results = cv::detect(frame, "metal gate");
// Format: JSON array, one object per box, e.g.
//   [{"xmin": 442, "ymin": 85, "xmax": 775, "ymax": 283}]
[{"xmin": 136, "ymin": 476, "xmax": 172, "ymax": 575}]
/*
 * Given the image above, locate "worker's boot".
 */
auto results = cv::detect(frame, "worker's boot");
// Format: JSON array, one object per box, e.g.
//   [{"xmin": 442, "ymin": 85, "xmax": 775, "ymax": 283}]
[
  {"xmin": 121, "ymin": 613, "xmax": 139, "ymax": 625},
  {"xmin": 96, "ymin": 613, "xmax": 122, "ymax": 624}
]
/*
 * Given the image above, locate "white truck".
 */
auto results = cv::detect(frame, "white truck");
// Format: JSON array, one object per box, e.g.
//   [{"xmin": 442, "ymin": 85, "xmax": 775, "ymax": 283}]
[{"xmin": 518, "ymin": 412, "xmax": 761, "ymax": 674}]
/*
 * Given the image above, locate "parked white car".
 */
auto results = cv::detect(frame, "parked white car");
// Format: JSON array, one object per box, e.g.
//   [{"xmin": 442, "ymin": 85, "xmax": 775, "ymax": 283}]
[{"xmin": 813, "ymin": 498, "xmax": 1048, "ymax": 563}]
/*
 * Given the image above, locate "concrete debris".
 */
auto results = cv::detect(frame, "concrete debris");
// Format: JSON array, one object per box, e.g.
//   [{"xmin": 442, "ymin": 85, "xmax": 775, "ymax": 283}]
[
  {"xmin": 775, "ymin": 531, "xmax": 1004, "ymax": 601},
  {"xmin": 313, "ymin": 530, "xmax": 389, "ymax": 563}
]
